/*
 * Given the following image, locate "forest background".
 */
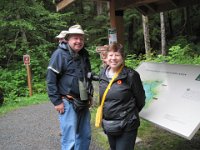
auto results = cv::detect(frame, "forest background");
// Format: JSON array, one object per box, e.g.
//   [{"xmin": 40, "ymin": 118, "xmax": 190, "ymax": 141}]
[
  {"xmin": 0, "ymin": 0, "xmax": 200, "ymax": 149},
  {"xmin": 1, "ymin": 0, "xmax": 200, "ymax": 101}
]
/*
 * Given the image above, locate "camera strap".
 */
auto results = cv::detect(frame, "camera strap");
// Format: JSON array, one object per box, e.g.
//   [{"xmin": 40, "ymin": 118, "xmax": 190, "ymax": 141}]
[
  {"xmin": 79, "ymin": 56, "xmax": 89, "ymax": 100},
  {"xmin": 95, "ymin": 64, "xmax": 124, "ymax": 128}
]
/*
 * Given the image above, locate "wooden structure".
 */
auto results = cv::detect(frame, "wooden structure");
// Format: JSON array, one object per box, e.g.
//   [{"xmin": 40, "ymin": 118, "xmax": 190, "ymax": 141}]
[{"xmin": 56, "ymin": 0, "xmax": 200, "ymax": 44}]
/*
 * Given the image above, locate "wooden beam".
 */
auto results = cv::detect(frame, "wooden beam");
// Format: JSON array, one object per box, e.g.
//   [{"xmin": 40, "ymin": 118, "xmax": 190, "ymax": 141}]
[
  {"xmin": 168, "ymin": 0, "xmax": 179, "ymax": 7},
  {"xmin": 177, "ymin": 0, "xmax": 200, "ymax": 7},
  {"xmin": 56, "ymin": 0, "xmax": 75, "ymax": 12},
  {"xmin": 135, "ymin": 0, "xmax": 200, "ymax": 15},
  {"xmin": 144, "ymin": 3, "xmax": 157, "ymax": 13},
  {"xmin": 136, "ymin": 6, "xmax": 149, "ymax": 16},
  {"xmin": 115, "ymin": 0, "xmax": 159, "ymax": 10},
  {"xmin": 93, "ymin": 0, "xmax": 108, "ymax": 1}
]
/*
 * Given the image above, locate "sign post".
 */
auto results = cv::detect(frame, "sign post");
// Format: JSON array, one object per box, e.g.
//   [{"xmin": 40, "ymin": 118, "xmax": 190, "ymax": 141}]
[{"xmin": 23, "ymin": 54, "xmax": 32, "ymax": 96}]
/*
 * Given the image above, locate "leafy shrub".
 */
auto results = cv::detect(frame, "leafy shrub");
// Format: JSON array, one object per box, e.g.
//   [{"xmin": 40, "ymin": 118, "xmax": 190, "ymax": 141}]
[
  {"xmin": 146, "ymin": 40, "xmax": 200, "ymax": 65},
  {"xmin": 125, "ymin": 54, "xmax": 143, "ymax": 69},
  {"xmin": 87, "ymin": 46, "xmax": 102, "ymax": 74},
  {"xmin": 0, "ymin": 65, "xmax": 47, "ymax": 103},
  {"xmin": 0, "ymin": 67, "xmax": 28, "ymax": 101}
]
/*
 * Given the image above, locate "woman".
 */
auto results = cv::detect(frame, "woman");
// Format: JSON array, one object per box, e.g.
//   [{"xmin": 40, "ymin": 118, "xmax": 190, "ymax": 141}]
[{"xmin": 99, "ymin": 42, "xmax": 146, "ymax": 150}]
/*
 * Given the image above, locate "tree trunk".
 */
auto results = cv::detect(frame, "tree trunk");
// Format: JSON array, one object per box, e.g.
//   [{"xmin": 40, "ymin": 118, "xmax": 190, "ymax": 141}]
[
  {"xmin": 184, "ymin": 7, "xmax": 193, "ymax": 36},
  {"xmin": 127, "ymin": 21, "xmax": 134, "ymax": 52},
  {"xmin": 167, "ymin": 12, "xmax": 173, "ymax": 38},
  {"xmin": 142, "ymin": 15, "xmax": 151, "ymax": 58},
  {"xmin": 96, "ymin": 1, "xmax": 103, "ymax": 15},
  {"xmin": 160, "ymin": 12, "xmax": 167, "ymax": 56}
]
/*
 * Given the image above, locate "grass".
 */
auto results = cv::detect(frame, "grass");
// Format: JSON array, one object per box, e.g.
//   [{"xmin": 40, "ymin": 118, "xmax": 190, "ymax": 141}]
[
  {"xmin": 90, "ymin": 107, "xmax": 110, "ymax": 149},
  {"xmin": 0, "ymin": 93, "xmax": 48, "ymax": 116}
]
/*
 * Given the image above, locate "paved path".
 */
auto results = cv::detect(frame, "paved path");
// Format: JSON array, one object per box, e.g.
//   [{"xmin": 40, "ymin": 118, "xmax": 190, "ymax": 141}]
[{"xmin": 0, "ymin": 102, "xmax": 103, "ymax": 150}]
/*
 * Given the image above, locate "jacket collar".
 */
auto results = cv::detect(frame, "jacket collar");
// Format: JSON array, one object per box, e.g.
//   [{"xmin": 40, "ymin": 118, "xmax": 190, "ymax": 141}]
[
  {"xmin": 58, "ymin": 42, "xmax": 68, "ymax": 50},
  {"xmin": 100, "ymin": 66, "xmax": 128, "ymax": 82}
]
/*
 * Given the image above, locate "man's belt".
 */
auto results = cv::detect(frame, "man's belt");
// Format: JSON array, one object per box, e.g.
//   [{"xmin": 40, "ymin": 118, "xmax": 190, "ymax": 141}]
[
  {"xmin": 62, "ymin": 94, "xmax": 80, "ymax": 100},
  {"xmin": 66, "ymin": 95, "xmax": 74, "ymax": 100}
]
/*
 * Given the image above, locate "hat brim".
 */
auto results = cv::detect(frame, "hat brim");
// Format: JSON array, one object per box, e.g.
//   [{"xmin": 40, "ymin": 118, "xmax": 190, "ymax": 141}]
[
  {"xmin": 66, "ymin": 29, "xmax": 84, "ymax": 35},
  {"xmin": 66, "ymin": 32, "xmax": 84, "ymax": 35},
  {"xmin": 55, "ymin": 35, "xmax": 65, "ymax": 38},
  {"xmin": 55, "ymin": 31, "xmax": 68, "ymax": 38}
]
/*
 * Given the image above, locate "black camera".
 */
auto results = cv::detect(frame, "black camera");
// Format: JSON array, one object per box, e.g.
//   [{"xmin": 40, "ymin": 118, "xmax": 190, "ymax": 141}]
[{"xmin": 87, "ymin": 72, "xmax": 99, "ymax": 81}]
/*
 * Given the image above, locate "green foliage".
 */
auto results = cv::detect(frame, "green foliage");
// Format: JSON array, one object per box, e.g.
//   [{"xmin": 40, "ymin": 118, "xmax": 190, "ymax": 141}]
[
  {"xmin": 87, "ymin": 46, "xmax": 102, "ymax": 74},
  {"xmin": 0, "ymin": 65, "xmax": 48, "ymax": 100},
  {"xmin": 124, "ymin": 9, "xmax": 144, "ymax": 53},
  {"xmin": 148, "ymin": 14, "xmax": 161, "ymax": 46},
  {"xmin": 146, "ymin": 40, "xmax": 200, "ymax": 65},
  {"xmin": 90, "ymin": 108, "xmax": 110, "ymax": 150},
  {"xmin": 85, "ymin": 14, "xmax": 109, "ymax": 45},
  {"xmin": 32, "ymin": 82, "xmax": 47, "ymax": 93},
  {"xmin": 0, "ymin": 0, "xmax": 72, "ymax": 68},
  {"xmin": 0, "ymin": 93, "xmax": 48, "ymax": 116},
  {"xmin": 1, "ymin": 0, "xmax": 200, "ymax": 104},
  {"xmin": 0, "ymin": 0, "xmax": 73, "ymax": 100},
  {"xmin": 168, "ymin": 45, "xmax": 193, "ymax": 64},
  {"xmin": 168, "ymin": 44, "xmax": 200, "ymax": 64},
  {"xmin": 125, "ymin": 54, "xmax": 143, "ymax": 69},
  {"xmin": 0, "ymin": 67, "xmax": 28, "ymax": 100}
]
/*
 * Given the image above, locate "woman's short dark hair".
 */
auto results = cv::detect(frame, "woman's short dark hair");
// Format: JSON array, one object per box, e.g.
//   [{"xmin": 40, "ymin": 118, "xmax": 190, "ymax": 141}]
[{"xmin": 108, "ymin": 42, "xmax": 125, "ymax": 59}]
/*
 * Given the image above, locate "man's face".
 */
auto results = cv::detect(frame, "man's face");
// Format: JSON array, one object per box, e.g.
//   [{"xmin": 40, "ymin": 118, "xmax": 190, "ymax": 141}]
[{"xmin": 68, "ymin": 34, "xmax": 84, "ymax": 52}]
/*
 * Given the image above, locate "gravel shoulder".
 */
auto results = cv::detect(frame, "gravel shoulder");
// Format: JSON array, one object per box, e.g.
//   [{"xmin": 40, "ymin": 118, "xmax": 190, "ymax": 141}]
[{"xmin": 0, "ymin": 102, "xmax": 103, "ymax": 150}]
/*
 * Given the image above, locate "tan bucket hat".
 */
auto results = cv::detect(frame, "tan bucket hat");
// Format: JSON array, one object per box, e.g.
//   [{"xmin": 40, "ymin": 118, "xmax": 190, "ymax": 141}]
[
  {"xmin": 55, "ymin": 30, "xmax": 68, "ymax": 38},
  {"xmin": 66, "ymin": 25, "xmax": 84, "ymax": 35}
]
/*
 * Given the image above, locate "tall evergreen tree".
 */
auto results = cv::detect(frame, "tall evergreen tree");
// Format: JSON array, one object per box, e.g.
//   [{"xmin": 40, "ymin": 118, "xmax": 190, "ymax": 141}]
[
  {"xmin": 160, "ymin": 12, "xmax": 167, "ymax": 56},
  {"xmin": 142, "ymin": 15, "xmax": 151, "ymax": 57}
]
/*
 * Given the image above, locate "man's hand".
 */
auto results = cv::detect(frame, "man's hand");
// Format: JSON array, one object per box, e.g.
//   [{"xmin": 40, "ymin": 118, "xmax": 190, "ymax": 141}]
[{"xmin": 55, "ymin": 102, "xmax": 64, "ymax": 114}]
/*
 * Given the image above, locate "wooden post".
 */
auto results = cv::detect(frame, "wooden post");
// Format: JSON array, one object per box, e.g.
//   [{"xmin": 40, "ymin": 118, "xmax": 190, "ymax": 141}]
[
  {"xmin": 109, "ymin": 1, "xmax": 124, "ymax": 45},
  {"xmin": 109, "ymin": 0, "xmax": 116, "ymax": 28},
  {"xmin": 26, "ymin": 65, "xmax": 33, "ymax": 96},
  {"xmin": 116, "ymin": 10, "xmax": 124, "ymax": 45},
  {"xmin": 23, "ymin": 54, "xmax": 32, "ymax": 96}
]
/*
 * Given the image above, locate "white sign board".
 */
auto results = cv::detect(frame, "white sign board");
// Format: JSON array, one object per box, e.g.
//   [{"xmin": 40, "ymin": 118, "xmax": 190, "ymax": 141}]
[
  {"xmin": 136, "ymin": 62, "xmax": 200, "ymax": 140},
  {"xmin": 23, "ymin": 54, "xmax": 30, "ymax": 65},
  {"xmin": 108, "ymin": 28, "xmax": 117, "ymax": 44}
]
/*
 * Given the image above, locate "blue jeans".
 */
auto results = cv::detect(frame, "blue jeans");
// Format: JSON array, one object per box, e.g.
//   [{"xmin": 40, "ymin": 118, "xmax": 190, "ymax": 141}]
[{"xmin": 59, "ymin": 99, "xmax": 91, "ymax": 150}]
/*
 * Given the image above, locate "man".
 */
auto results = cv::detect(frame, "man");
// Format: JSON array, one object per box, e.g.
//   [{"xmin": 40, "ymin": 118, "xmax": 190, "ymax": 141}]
[
  {"xmin": 47, "ymin": 25, "xmax": 93, "ymax": 150},
  {"xmin": 55, "ymin": 30, "xmax": 68, "ymax": 43}
]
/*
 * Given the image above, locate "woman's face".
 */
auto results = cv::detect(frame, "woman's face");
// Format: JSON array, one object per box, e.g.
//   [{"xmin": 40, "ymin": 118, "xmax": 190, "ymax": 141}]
[{"xmin": 107, "ymin": 51, "xmax": 123, "ymax": 70}]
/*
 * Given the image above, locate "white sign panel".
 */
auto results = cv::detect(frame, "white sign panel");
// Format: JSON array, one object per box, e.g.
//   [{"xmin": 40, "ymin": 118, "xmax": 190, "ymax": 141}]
[
  {"xmin": 23, "ymin": 54, "xmax": 30, "ymax": 65},
  {"xmin": 108, "ymin": 28, "xmax": 117, "ymax": 44},
  {"xmin": 136, "ymin": 62, "xmax": 200, "ymax": 140}
]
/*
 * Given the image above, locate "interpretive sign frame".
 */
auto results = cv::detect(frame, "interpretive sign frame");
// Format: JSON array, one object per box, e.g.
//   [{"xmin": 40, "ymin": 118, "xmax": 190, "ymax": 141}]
[{"xmin": 136, "ymin": 62, "xmax": 200, "ymax": 140}]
